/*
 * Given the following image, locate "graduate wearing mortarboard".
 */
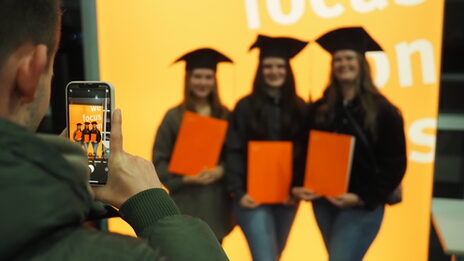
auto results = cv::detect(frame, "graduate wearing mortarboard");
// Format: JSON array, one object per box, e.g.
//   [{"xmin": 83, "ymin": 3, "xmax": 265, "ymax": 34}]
[
  {"xmin": 90, "ymin": 121, "xmax": 102, "ymax": 159},
  {"xmin": 292, "ymin": 27, "xmax": 407, "ymax": 260},
  {"xmin": 72, "ymin": 123, "xmax": 83, "ymax": 145},
  {"xmin": 225, "ymin": 35, "xmax": 308, "ymax": 261},
  {"xmin": 82, "ymin": 121, "xmax": 91, "ymax": 153},
  {"xmin": 152, "ymin": 48, "xmax": 235, "ymax": 242}
]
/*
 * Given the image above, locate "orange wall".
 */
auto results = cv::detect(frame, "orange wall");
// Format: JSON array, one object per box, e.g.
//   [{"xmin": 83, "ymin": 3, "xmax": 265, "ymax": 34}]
[{"xmin": 96, "ymin": 0, "xmax": 444, "ymax": 260}]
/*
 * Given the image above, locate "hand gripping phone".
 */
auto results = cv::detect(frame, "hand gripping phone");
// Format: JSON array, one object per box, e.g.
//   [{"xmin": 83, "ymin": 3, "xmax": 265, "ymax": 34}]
[{"xmin": 66, "ymin": 81, "xmax": 115, "ymax": 185}]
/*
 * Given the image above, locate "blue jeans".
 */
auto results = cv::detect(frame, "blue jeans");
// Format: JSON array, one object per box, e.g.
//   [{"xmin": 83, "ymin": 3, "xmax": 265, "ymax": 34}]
[
  {"xmin": 91, "ymin": 142, "xmax": 99, "ymax": 157},
  {"xmin": 83, "ymin": 142, "xmax": 89, "ymax": 153},
  {"xmin": 312, "ymin": 198, "xmax": 384, "ymax": 261},
  {"xmin": 234, "ymin": 203, "xmax": 297, "ymax": 261}
]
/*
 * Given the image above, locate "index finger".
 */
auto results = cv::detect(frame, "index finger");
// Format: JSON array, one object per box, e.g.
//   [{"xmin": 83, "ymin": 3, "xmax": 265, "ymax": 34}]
[{"xmin": 110, "ymin": 109, "xmax": 123, "ymax": 153}]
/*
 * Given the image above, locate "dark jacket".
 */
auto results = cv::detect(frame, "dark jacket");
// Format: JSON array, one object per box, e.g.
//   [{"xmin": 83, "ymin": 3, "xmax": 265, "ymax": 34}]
[
  {"xmin": 225, "ymin": 94, "xmax": 307, "ymax": 200},
  {"xmin": 90, "ymin": 128, "xmax": 102, "ymax": 143},
  {"xmin": 0, "ymin": 118, "xmax": 228, "ymax": 261},
  {"xmin": 297, "ymin": 97, "xmax": 407, "ymax": 209},
  {"xmin": 152, "ymin": 106, "xmax": 235, "ymax": 239},
  {"xmin": 83, "ymin": 127, "xmax": 91, "ymax": 143}
]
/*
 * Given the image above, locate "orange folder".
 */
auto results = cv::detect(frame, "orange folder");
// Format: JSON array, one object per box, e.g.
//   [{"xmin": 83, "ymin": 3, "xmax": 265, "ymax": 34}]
[
  {"xmin": 304, "ymin": 130, "xmax": 355, "ymax": 197},
  {"xmin": 75, "ymin": 131, "xmax": 82, "ymax": 140},
  {"xmin": 247, "ymin": 141, "xmax": 293, "ymax": 204},
  {"xmin": 90, "ymin": 133, "xmax": 97, "ymax": 142},
  {"xmin": 168, "ymin": 111, "xmax": 228, "ymax": 176}
]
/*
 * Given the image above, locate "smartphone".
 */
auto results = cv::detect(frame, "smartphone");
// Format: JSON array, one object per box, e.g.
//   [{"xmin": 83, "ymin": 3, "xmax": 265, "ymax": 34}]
[{"xmin": 66, "ymin": 81, "xmax": 115, "ymax": 185}]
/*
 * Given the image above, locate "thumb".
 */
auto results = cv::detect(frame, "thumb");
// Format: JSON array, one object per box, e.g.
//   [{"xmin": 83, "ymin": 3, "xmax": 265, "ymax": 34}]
[
  {"xmin": 91, "ymin": 185, "xmax": 109, "ymax": 204},
  {"xmin": 110, "ymin": 109, "xmax": 123, "ymax": 154}
]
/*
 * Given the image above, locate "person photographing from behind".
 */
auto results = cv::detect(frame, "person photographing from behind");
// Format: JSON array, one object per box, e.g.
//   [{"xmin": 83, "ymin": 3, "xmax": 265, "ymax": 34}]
[{"xmin": 0, "ymin": 0, "xmax": 228, "ymax": 260}]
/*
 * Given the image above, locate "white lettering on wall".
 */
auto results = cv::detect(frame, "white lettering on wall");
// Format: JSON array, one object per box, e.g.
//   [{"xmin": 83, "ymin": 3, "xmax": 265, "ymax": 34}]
[
  {"xmin": 245, "ymin": 0, "xmax": 429, "ymax": 28},
  {"xmin": 366, "ymin": 51, "xmax": 390, "ymax": 88},
  {"xmin": 394, "ymin": 0, "xmax": 426, "ymax": 6},
  {"xmin": 351, "ymin": 0, "xmax": 388, "ymax": 13},
  {"xmin": 396, "ymin": 39, "xmax": 436, "ymax": 87},
  {"xmin": 408, "ymin": 118, "xmax": 436, "ymax": 163},
  {"xmin": 82, "ymin": 114, "xmax": 102, "ymax": 122},
  {"xmin": 267, "ymin": 0, "xmax": 306, "ymax": 25},
  {"xmin": 309, "ymin": 0, "xmax": 345, "ymax": 19},
  {"xmin": 245, "ymin": 0, "xmax": 261, "ymax": 29}
]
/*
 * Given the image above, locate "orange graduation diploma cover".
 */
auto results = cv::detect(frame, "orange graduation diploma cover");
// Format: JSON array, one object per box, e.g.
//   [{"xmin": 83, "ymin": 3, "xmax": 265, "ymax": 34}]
[
  {"xmin": 168, "ymin": 111, "xmax": 228, "ymax": 176},
  {"xmin": 304, "ymin": 130, "xmax": 355, "ymax": 197},
  {"xmin": 247, "ymin": 141, "xmax": 293, "ymax": 204}
]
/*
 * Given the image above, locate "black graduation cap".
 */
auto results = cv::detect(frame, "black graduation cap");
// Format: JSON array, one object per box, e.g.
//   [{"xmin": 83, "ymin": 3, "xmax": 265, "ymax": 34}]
[
  {"xmin": 174, "ymin": 48, "xmax": 233, "ymax": 71},
  {"xmin": 84, "ymin": 122, "xmax": 90, "ymax": 125},
  {"xmin": 76, "ymin": 123, "xmax": 82, "ymax": 126},
  {"xmin": 91, "ymin": 121, "xmax": 97, "ymax": 124},
  {"xmin": 249, "ymin": 34, "xmax": 308, "ymax": 60},
  {"xmin": 316, "ymin": 27, "xmax": 382, "ymax": 55}
]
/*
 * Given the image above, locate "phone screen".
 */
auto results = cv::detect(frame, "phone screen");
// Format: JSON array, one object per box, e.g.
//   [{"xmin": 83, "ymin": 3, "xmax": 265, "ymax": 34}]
[{"xmin": 67, "ymin": 83, "xmax": 112, "ymax": 184}]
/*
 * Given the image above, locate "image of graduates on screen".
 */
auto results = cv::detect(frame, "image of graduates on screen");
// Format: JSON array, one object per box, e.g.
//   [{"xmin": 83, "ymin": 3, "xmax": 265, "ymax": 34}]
[{"xmin": 68, "ymin": 102, "xmax": 111, "ymax": 162}]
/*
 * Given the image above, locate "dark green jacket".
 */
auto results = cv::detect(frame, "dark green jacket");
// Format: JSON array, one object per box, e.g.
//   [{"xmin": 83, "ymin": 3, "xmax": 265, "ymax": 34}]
[
  {"xmin": 0, "ymin": 118, "xmax": 228, "ymax": 260},
  {"xmin": 153, "ymin": 106, "xmax": 234, "ymax": 239}
]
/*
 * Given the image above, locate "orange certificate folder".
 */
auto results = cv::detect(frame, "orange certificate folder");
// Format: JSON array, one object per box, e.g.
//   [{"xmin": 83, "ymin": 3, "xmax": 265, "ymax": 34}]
[
  {"xmin": 168, "ymin": 111, "xmax": 228, "ymax": 176},
  {"xmin": 304, "ymin": 130, "xmax": 355, "ymax": 197},
  {"xmin": 247, "ymin": 141, "xmax": 293, "ymax": 204}
]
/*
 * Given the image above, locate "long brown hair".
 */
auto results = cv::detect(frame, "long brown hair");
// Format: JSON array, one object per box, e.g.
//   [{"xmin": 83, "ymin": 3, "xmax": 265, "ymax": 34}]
[
  {"xmin": 315, "ymin": 52, "xmax": 393, "ymax": 137},
  {"xmin": 248, "ymin": 61, "xmax": 305, "ymax": 140},
  {"xmin": 180, "ymin": 70, "xmax": 228, "ymax": 119}
]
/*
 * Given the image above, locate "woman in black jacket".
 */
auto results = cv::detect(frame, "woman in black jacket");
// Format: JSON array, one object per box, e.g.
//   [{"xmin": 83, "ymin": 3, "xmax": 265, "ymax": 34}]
[
  {"xmin": 226, "ymin": 35, "xmax": 307, "ymax": 261},
  {"xmin": 292, "ymin": 27, "xmax": 407, "ymax": 261}
]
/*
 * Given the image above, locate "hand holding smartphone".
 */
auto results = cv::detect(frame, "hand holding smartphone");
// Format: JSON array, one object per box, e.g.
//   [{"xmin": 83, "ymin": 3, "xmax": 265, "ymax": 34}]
[
  {"xmin": 92, "ymin": 109, "xmax": 163, "ymax": 208},
  {"xmin": 66, "ymin": 81, "xmax": 114, "ymax": 185}
]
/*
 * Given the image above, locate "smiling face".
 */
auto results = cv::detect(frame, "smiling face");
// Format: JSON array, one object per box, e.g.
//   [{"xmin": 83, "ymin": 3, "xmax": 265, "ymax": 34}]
[
  {"xmin": 188, "ymin": 68, "xmax": 216, "ymax": 99},
  {"xmin": 332, "ymin": 49, "xmax": 361, "ymax": 85},
  {"xmin": 262, "ymin": 57, "xmax": 287, "ymax": 88}
]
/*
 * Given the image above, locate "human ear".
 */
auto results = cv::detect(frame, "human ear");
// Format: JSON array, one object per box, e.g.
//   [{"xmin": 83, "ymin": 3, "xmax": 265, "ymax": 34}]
[{"xmin": 15, "ymin": 44, "xmax": 48, "ymax": 103}]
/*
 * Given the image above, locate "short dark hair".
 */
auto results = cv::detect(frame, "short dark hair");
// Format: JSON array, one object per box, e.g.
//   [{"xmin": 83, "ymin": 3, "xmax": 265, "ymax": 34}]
[{"xmin": 0, "ymin": 0, "xmax": 61, "ymax": 67}]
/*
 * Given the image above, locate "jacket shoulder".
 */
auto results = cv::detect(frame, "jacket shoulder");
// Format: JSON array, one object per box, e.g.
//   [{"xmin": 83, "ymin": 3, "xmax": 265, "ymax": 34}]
[
  {"xmin": 376, "ymin": 97, "xmax": 403, "ymax": 122},
  {"xmin": 35, "ymin": 228, "xmax": 163, "ymax": 261},
  {"xmin": 164, "ymin": 106, "xmax": 183, "ymax": 121},
  {"xmin": 232, "ymin": 95, "xmax": 252, "ymax": 113}
]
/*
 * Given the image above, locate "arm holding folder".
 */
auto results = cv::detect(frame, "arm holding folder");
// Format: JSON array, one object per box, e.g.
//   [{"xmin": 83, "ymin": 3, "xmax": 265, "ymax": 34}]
[
  {"xmin": 291, "ymin": 105, "xmax": 321, "ymax": 202},
  {"xmin": 153, "ymin": 108, "xmax": 224, "ymax": 193},
  {"xmin": 153, "ymin": 108, "xmax": 186, "ymax": 193},
  {"xmin": 292, "ymin": 104, "xmax": 361, "ymax": 207},
  {"xmin": 225, "ymin": 99, "xmax": 259, "ymax": 208}
]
